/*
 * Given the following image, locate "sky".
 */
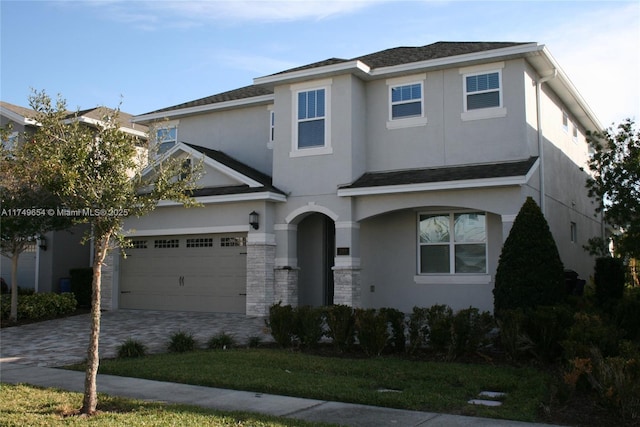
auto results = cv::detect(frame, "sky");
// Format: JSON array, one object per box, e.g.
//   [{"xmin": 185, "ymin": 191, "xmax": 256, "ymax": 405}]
[{"xmin": 1, "ymin": 0, "xmax": 639, "ymax": 127}]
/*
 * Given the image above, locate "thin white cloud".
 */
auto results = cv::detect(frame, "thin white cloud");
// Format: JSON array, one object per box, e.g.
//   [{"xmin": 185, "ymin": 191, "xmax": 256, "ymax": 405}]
[{"xmin": 539, "ymin": 3, "xmax": 640, "ymax": 126}]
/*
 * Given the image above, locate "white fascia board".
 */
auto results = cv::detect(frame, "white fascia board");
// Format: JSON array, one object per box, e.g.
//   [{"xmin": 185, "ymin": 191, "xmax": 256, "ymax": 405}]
[
  {"xmin": 0, "ymin": 106, "xmax": 39, "ymax": 126},
  {"xmin": 157, "ymin": 191, "xmax": 286, "ymax": 206},
  {"xmin": 254, "ymin": 60, "xmax": 371, "ymax": 86},
  {"xmin": 131, "ymin": 94, "xmax": 274, "ymax": 123},
  {"xmin": 62, "ymin": 116, "xmax": 148, "ymax": 138},
  {"xmin": 370, "ymin": 43, "xmax": 541, "ymax": 77},
  {"xmin": 337, "ymin": 174, "xmax": 534, "ymax": 197}
]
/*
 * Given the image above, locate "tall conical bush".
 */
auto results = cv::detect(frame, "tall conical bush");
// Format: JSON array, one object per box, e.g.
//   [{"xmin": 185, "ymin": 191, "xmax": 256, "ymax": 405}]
[{"xmin": 494, "ymin": 197, "xmax": 565, "ymax": 316}]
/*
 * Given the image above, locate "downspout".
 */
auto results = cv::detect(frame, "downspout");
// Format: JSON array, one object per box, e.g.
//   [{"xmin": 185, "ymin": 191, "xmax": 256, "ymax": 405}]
[{"xmin": 535, "ymin": 69, "xmax": 557, "ymax": 216}]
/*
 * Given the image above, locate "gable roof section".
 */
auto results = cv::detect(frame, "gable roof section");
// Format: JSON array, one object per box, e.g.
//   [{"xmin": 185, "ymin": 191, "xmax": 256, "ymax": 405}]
[
  {"xmin": 338, "ymin": 157, "xmax": 539, "ymax": 196},
  {"xmin": 158, "ymin": 143, "xmax": 285, "ymax": 201}
]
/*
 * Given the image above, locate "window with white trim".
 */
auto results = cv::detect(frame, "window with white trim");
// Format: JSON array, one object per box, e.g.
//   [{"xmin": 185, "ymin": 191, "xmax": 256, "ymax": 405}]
[
  {"xmin": 155, "ymin": 124, "xmax": 177, "ymax": 155},
  {"xmin": 418, "ymin": 212, "xmax": 487, "ymax": 274},
  {"xmin": 570, "ymin": 222, "xmax": 577, "ymax": 243},
  {"xmin": 572, "ymin": 123, "xmax": 578, "ymax": 143},
  {"xmin": 464, "ymin": 71, "xmax": 502, "ymax": 111},
  {"xmin": 562, "ymin": 111, "xmax": 569, "ymax": 133},
  {"xmin": 297, "ymin": 88, "xmax": 326, "ymax": 149},
  {"xmin": 391, "ymin": 83, "xmax": 423, "ymax": 119}
]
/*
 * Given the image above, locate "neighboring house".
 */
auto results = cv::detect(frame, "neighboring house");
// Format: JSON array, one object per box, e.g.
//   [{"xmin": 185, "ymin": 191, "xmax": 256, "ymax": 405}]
[
  {"xmin": 102, "ymin": 41, "xmax": 603, "ymax": 316},
  {"xmin": 0, "ymin": 101, "xmax": 147, "ymax": 293}
]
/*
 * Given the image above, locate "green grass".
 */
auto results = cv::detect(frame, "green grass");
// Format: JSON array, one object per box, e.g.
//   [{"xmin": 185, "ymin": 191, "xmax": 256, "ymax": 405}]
[
  {"xmin": 0, "ymin": 383, "xmax": 338, "ymax": 426},
  {"xmin": 85, "ymin": 348, "xmax": 550, "ymax": 422}
]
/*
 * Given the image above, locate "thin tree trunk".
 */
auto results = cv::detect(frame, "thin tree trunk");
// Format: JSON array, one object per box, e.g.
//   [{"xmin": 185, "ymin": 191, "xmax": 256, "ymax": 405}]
[
  {"xmin": 9, "ymin": 252, "xmax": 19, "ymax": 322},
  {"xmin": 80, "ymin": 234, "xmax": 110, "ymax": 415}
]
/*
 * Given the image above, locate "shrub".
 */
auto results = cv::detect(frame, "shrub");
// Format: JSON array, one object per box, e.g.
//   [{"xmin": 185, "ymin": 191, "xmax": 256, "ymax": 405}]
[
  {"xmin": 1, "ymin": 292, "xmax": 77, "ymax": 321},
  {"xmin": 266, "ymin": 302, "xmax": 295, "ymax": 348},
  {"xmin": 612, "ymin": 288, "xmax": 640, "ymax": 342},
  {"xmin": 380, "ymin": 307, "xmax": 406, "ymax": 353},
  {"xmin": 523, "ymin": 305, "xmax": 573, "ymax": 363},
  {"xmin": 496, "ymin": 308, "xmax": 534, "ymax": 361},
  {"xmin": 565, "ymin": 348, "xmax": 640, "ymax": 422},
  {"xmin": 426, "ymin": 304, "xmax": 453, "ymax": 353},
  {"xmin": 494, "ymin": 197, "xmax": 565, "ymax": 315},
  {"xmin": 594, "ymin": 257, "xmax": 626, "ymax": 308},
  {"xmin": 408, "ymin": 307, "xmax": 429, "ymax": 354},
  {"xmin": 207, "ymin": 332, "xmax": 235, "ymax": 350},
  {"xmin": 168, "ymin": 331, "xmax": 197, "ymax": 353},
  {"xmin": 117, "ymin": 338, "xmax": 147, "ymax": 358},
  {"xmin": 449, "ymin": 307, "xmax": 493, "ymax": 360},
  {"xmin": 293, "ymin": 305, "xmax": 325, "ymax": 349},
  {"xmin": 69, "ymin": 267, "xmax": 93, "ymax": 308},
  {"xmin": 247, "ymin": 336, "xmax": 262, "ymax": 348},
  {"xmin": 562, "ymin": 312, "xmax": 621, "ymax": 360},
  {"xmin": 325, "ymin": 304, "xmax": 355, "ymax": 352},
  {"xmin": 354, "ymin": 308, "xmax": 389, "ymax": 356}
]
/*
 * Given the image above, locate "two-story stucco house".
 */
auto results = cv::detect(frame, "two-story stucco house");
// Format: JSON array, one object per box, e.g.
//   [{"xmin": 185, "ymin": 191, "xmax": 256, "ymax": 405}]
[{"xmin": 105, "ymin": 41, "xmax": 603, "ymax": 316}]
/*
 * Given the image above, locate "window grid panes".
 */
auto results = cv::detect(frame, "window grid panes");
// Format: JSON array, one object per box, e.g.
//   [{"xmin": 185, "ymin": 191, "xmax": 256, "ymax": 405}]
[
  {"xmin": 156, "ymin": 126, "xmax": 177, "ymax": 154},
  {"xmin": 419, "ymin": 212, "xmax": 487, "ymax": 274},
  {"xmin": 221, "ymin": 237, "xmax": 247, "ymax": 247},
  {"xmin": 129, "ymin": 240, "xmax": 147, "ymax": 249},
  {"xmin": 297, "ymin": 89, "xmax": 325, "ymax": 148},
  {"xmin": 465, "ymin": 72, "xmax": 501, "ymax": 110},
  {"xmin": 186, "ymin": 238, "xmax": 214, "ymax": 248},
  {"xmin": 154, "ymin": 239, "xmax": 179, "ymax": 248},
  {"xmin": 391, "ymin": 83, "xmax": 422, "ymax": 119}
]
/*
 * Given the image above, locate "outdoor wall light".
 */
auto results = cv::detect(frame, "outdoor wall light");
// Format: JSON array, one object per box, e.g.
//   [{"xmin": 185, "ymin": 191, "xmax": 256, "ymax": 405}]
[
  {"xmin": 38, "ymin": 235, "xmax": 47, "ymax": 251},
  {"xmin": 249, "ymin": 211, "xmax": 260, "ymax": 230}
]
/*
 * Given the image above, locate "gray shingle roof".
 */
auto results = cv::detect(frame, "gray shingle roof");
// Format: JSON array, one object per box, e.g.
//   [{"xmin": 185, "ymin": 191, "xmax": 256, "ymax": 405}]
[
  {"xmin": 340, "ymin": 157, "xmax": 538, "ymax": 190},
  {"xmin": 184, "ymin": 143, "xmax": 285, "ymax": 196},
  {"xmin": 142, "ymin": 41, "xmax": 531, "ymax": 116}
]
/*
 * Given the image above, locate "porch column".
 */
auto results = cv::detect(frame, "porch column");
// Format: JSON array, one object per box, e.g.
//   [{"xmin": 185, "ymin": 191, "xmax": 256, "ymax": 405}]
[
  {"xmin": 246, "ymin": 233, "xmax": 276, "ymax": 316},
  {"xmin": 332, "ymin": 222, "xmax": 361, "ymax": 307},
  {"xmin": 273, "ymin": 224, "xmax": 299, "ymax": 307}
]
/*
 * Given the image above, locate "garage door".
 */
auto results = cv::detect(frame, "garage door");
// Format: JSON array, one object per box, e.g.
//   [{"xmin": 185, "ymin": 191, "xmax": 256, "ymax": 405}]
[{"xmin": 119, "ymin": 233, "xmax": 247, "ymax": 313}]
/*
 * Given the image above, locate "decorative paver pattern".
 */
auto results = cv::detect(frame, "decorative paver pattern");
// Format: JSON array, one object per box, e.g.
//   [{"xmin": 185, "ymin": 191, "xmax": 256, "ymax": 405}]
[{"xmin": 0, "ymin": 310, "xmax": 273, "ymax": 367}]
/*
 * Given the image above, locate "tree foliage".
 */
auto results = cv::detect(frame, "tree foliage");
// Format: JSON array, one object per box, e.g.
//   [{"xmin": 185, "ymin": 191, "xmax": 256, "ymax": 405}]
[
  {"xmin": 585, "ymin": 119, "xmax": 640, "ymax": 259},
  {"xmin": 22, "ymin": 90, "xmax": 202, "ymax": 415},
  {"xmin": 493, "ymin": 197, "xmax": 565, "ymax": 316},
  {"xmin": 0, "ymin": 125, "xmax": 71, "ymax": 321}
]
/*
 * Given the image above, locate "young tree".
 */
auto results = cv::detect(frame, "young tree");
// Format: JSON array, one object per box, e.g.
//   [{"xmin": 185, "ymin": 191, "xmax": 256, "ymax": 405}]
[
  {"xmin": 493, "ymin": 197, "xmax": 565, "ymax": 315},
  {"xmin": 0, "ymin": 127, "xmax": 70, "ymax": 321},
  {"xmin": 585, "ymin": 119, "xmax": 640, "ymax": 260},
  {"xmin": 23, "ymin": 90, "xmax": 201, "ymax": 415}
]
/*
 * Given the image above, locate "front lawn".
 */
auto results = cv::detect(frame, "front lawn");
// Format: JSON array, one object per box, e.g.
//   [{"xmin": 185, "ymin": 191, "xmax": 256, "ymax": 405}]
[
  {"xmin": 0, "ymin": 383, "xmax": 338, "ymax": 427},
  {"xmin": 85, "ymin": 348, "xmax": 549, "ymax": 423}
]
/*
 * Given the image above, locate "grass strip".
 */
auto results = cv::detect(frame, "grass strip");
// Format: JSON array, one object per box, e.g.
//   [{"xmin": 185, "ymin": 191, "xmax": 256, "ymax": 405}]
[
  {"xmin": 85, "ymin": 348, "xmax": 550, "ymax": 422},
  {"xmin": 0, "ymin": 383, "xmax": 338, "ymax": 427}
]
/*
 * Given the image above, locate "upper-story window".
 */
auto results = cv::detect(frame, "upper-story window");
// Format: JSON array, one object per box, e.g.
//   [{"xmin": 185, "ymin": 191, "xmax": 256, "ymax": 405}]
[
  {"xmin": 386, "ymin": 74, "xmax": 428, "ymax": 129},
  {"xmin": 562, "ymin": 111, "xmax": 569, "ymax": 133},
  {"xmin": 267, "ymin": 106, "xmax": 275, "ymax": 149},
  {"xmin": 418, "ymin": 212, "xmax": 487, "ymax": 274},
  {"xmin": 464, "ymin": 71, "xmax": 501, "ymax": 110},
  {"xmin": 391, "ymin": 83, "xmax": 422, "ymax": 119},
  {"xmin": 297, "ymin": 88, "xmax": 325, "ymax": 148},
  {"xmin": 572, "ymin": 123, "xmax": 579, "ymax": 143},
  {"xmin": 291, "ymin": 79, "xmax": 332, "ymax": 157},
  {"xmin": 460, "ymin": 62, "xmax": 506, "ymax": 121},
  {"xmin": 155, "ymin": 122, "xmax": 178, "ymax": 155}
]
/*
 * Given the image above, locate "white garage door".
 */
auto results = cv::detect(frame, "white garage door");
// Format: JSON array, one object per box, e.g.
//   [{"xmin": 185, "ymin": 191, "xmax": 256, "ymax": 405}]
[{"xmin": 119, "ymin": 234, "xmax": 247, "ymax": 313}]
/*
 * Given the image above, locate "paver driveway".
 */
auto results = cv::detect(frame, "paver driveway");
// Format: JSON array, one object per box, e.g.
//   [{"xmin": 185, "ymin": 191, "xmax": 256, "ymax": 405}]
[{"xmin": 0, "ymin": 310, "xmax": 272, "ymax": 367}]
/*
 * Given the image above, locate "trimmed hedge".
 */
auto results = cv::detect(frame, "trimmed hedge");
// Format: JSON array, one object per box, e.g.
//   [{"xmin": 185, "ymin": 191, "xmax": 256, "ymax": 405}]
[{"xmin": 1, "ymin": 292, "xmax": 77, "ymax": 321}]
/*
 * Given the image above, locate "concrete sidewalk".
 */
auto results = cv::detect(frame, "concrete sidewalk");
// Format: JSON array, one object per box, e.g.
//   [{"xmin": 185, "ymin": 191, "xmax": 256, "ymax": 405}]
[{"xmin": 1, "ymin": 362, "xmax": 562, "ymax": 427}]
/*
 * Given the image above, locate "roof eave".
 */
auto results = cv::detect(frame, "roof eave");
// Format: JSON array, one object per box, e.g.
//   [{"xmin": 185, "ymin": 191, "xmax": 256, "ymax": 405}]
[
  {"xmin": 132, "ymin": 94, "xmax": 275, "ymax": 123},
  {"xmin": 253, "ymin": 60, "xmax": 371, "ymax": 88}
]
